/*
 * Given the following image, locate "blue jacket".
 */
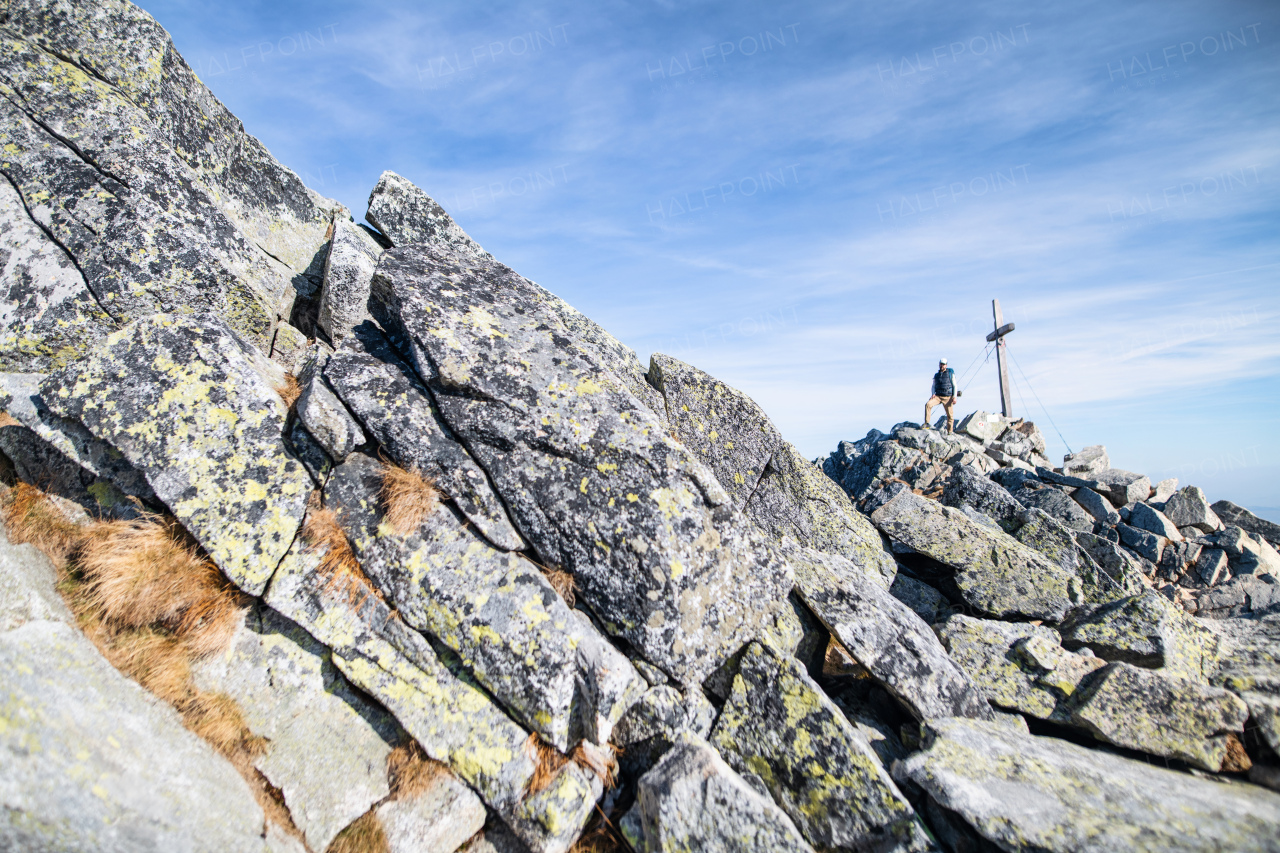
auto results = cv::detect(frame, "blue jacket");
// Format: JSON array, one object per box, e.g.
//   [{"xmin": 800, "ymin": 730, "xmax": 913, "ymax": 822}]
[{"xmin": 932, "ymin": 367, "xmax": 955, "ymax": 397}]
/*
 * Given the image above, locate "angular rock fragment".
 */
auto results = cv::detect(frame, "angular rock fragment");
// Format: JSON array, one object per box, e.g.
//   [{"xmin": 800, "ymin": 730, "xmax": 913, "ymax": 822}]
[
  {"xmin": 324, "ymin": 329, "xmax": 524, "ymax": 550},
  {"xmin": 264, "ymin": 539, "xmax": 598, "ymax": 853},
  {"xmin": 1013, "ymin": 483, "xmax": 1094, "ymax": 532},
  {"xmin": 1059, "ymin": 590, "xmax": 1219, "ymax": 681},
  {"xmin": 789, "ymin": 544, "xmax": 992, "ymax": 721},
  {"xmin": 1164, "ymin": 485, "xmax": 1223, "ymax": 532},
  {"xmin": 296, "ymin": 374, "xmax": 366, "ymax": 463},
  {"xmin": 1212, "ymin": 500, "xmax": 1280, "ymax": 549},
  {"xmin": 1194, "ymin": 548, "xmax": 1230, "ymax": 586},
  {"xmin": 192, "ymin": 605, "xmax": 402, "ymax": 852},
  {"xmin": 1, "ymin": 619, "xmax": 276, "ymax": 852},
  {"xmin": 42, "ymin": 314, "xmax": 312, "ymax": 595},
  {"xmin": 371, "ymin": 244, "xmax": 793, "ymax": 685},
  {"xmin": 375, "ymin": 768, "xmax": 487, "ymax": 853},
  {"xmin": 936, "ymin": 615, "xmax": 1104, "ymax": 720},
  {"xmin": 614, "ymin": 683, "xmax": 717, "ymax": 776},
  {"xmin": 1130, "ymin": 501, "xmax": 1184, "ymax": 541},
  {"xmin": 710, "ymin": 642, "xmax": 930, "ymax": 852},
  {"xmin": 1207, "ymin": 619, "xmax": 1280, "ymax": 754},
  {"xmin": 872, "ymin": 490, "xmax": 1080, "ymax": 622},
  {"xmin": 956, "ymin": 410, "xmax": 1007, "ymax": 441},
  {"xmin": 940, "ymin": 463, "xmax": 1023, "ymax": 531},
  {"xmin": 319, "ymin": 217, "xmax": 384, "ymax": 342},
  {"xmin": 1066, "ymin": 662, "xmax": 1248, "ymax": 771},
  {"xmin": 1062, "ymin": 444, "xmax": 1109, "ymax": 477},
  {"xmin": 366, "ymin": 170, "xmax": 491, "ymax": 259},
  {"xmin": 1117, "ymin": 522, "xmax": 1165, "ymax": 564},
  {"xmin": 888, "ymin": 573, "xmax": 951, "ymax": 623},
  {"xmin": 1095, "ymin": 468, "xmax": 1152, "ymax": 508},
  {"xmin": 1072, "ymin": 486, "xmax": 1120, "ymax": 526},
  {"xmin": 897, "ymin": 716, "xmax": 1280, "ymax": 852},
  {"xmin": 650, "ymin": 354, "xmax": 896, "ymax": 587},
  {"xmin": 620, "ymin": 732, "xmax": 814, "ymax": 853}
]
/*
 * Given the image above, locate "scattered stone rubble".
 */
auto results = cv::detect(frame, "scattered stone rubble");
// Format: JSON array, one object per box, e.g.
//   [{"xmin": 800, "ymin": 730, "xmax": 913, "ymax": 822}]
[{"xmin": 1, "ymin": 2, "xmax": 1279, "ymax": 851}]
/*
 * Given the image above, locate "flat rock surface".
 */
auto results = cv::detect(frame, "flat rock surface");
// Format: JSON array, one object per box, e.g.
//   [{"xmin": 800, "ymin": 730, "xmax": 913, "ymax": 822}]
[
  {"xmin": 376, "ymin": 770, "xmax": 486, "ymax": 853},
  {"xmin": 192, "ymin": 605, "xmax": 401, "ymax": 852},
  {"xmin": 41, "ymin": 313, "xmax": 311, "ymax": 595},
  {"xmin": 0, "ymin": 619, "xmax": 272, "ymax": 853},
  {"xmin": 372, "ymin": 243, "xmax": 792, "ymax": 685},
  {"xmin": 872, "ymin": 490, "xmax": 1080, "ymax": 622},
  {"xmin": 897, "ymin": 716, "xmax": 1280, "ymax": 852}
]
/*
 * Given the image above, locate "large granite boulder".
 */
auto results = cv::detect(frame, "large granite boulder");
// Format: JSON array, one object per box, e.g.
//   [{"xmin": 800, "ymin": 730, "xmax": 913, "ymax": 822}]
[
  {"xmin": 936, "ymin": 615, "xmax": 1105, "ymax": 721},
  {"xmin": 1062, "ymin": 444, "xmax": 1109, "ymax": 477},
  {"xmin": 709, "ymin": 642, "xmax": 930, "ymax": 852},
  {"xmin": 789, "ymin": 544, "xmax": 992, "ymax": 721},
  {"xmin": 366, "ymin": 170, "xmax": 491, "ymax": 259},
  {"xmin": 326, "ymin": 453, "xmax": 645, "ymax": 751},
  {"xmin": 0, "ymin": 0, "xmax": 338, "ymax": 357},
  {"xmin": 896, "ymin": 716, "xmax": 1280, "ymax": 851},
  {"xmin": 647, "ymin": 354, "xmax": 896, "ymax": 586},
  {"xmin": 619, "ymin": 732, "xmax": 814, "ymax": 853},
  {"xmin": 41, "ymin": 314, "xmax": 312, "ymax": 595},
  {"xmin": 1212, "ymin": 500, "xmax": 1280, "ymax": 549},
  {"xmin": 1064, "ymin": 661, "xmax": 1248, "ymax": 771},
  {"xmin": 1165, "ymin": 486, "xmax": 1223, "ymax": 532},
  {"xmin": 192, "ymin": 605, "xmax": 402, "ymax": 852},
  {"xmin": 1207, "ymin": 619, "xmax": 1280, "ymax": 756},
  {"xmin": 323, "ymin": 328, "xmax": 524, "ymax": 551},
  {"xmin": 872, "ymin": 490, "xmax": 1081, "ymax": 622},
  {"xmin": 1013, "ymin": 484, "xmax": 1094, "ymax": 532},
  {"xmin": 369, "ymin": 243, "xmax": 793, "ymax": 685},
  {"xmin": 613, "ymin": 683, "xmax": 718, "ymax": 776},
  {"xmin": 0, "ymin": 619, "xmax": 276, "ymax": 852},
  {"xmin": 940, "ymin": 463, "xmax": 1023, "ymax": 531}
]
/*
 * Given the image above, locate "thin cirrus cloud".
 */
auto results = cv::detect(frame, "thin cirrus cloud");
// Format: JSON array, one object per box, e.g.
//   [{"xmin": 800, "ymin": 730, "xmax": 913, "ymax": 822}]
[{"xmin": 142, "ymin": 0, "xmax": 1279, "ymax": 511}]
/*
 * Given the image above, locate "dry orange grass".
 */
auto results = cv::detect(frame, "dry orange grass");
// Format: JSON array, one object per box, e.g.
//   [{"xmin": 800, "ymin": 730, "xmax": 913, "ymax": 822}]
[
  {"xmin": 569, "ymin": 805, "xmax": 632, "ymax": 853},
  {"xmin": 387, "ymin": 740, "xmax": 450, "ymax": 800},
  {"xmin": 379, "ymin": 461, "xmax": 439, "ymax": 535},
  {"xmin": 275, "ymin": 373, "xmax": 302, "ymax": 410},
  {"xmin": 543, "ymin": 568, "xmax": 578, "ymax": 608},
  {"xmin": 0, "ymin": 411, "xmax": 20, "ymax": 428},
  {"xmin": 326, "ymin": 811, "xmax": 389, "ymax": 853},
  {"xmin": 1, "ymin": 481, "xmax": 82, "ymax": 564},
  {"xmin": 303, "ymin": 507, "xmax": 382, "ymax": 610},
  {"xmin": 525, "ymin": 736, "xmax": 618, "ymax": 799}
]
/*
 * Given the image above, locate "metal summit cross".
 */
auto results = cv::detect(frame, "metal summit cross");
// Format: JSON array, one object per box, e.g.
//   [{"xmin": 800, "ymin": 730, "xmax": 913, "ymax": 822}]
[{"xmin": 986, "ymin": 299, "xmax": 1016, "ymax": 418}]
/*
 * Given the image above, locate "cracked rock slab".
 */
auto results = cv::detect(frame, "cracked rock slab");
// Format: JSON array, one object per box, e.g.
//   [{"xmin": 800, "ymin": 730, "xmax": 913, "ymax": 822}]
[
  {"xmin": 709, "ymin": 642, "xmax": 930, "ymax": 853},
  {"xmin": 1059, "ymin": 590, "xmax": 1219, "ymax": 682},
  {"xmin": 323, "ymin": 329, "xmax": 524, "ymax": 551},
  {"xmin": 366, "ymin": 170, "xmax": 491, "ymax": 259},
  {"xmin": 318, "ymin": 216, "xmax": 383, "ymax": 342},
  {"xmin": 41, "ymin": 313, "xmax": 311, "ymax": 595},
  {"xmin": 897, "ymin": 716, "xmax": 1280, "ymax": 852},
  {"xmin": 789, "ymin": 543, "xmax": 993, "ymax": 722},
  {"xmin": 295, "ymin": 373, "xmax": 366, "ymax": 464},
  {"xmin": 264, "ymin": 538, "xmax": 598, "ymax": 853},
  {"xmin": 620, "ymin": 731, "xmax": 814, "ymax": 853},
  {"xmin": 371, "ymin": 243, "xmax": 793, "ymax": 686}
]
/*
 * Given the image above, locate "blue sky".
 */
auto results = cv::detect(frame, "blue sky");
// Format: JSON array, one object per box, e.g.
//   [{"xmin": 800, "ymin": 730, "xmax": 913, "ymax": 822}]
[{"xmin": 141, "ymin": 0, "xmax": 1280, "ymax": 516}]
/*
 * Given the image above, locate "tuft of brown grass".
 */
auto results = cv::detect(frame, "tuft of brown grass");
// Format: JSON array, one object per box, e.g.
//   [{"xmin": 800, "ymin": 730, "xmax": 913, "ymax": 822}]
[
  {"xmin": 303, "ymin": 507, "xmax": 382, "ymax": 610},
  {"xmin": 570, "ymin": 805, "xmax": 634, "ymax": 853},
  {"xmin": 387, "ymin": 740, "xmax": 450, "ymax": 800},
  {"xmin": 543, "ymin": 568, "xmax": 578, "ymax": 608},
  {"xmin": 0, "ymin": 411, "xmax": 20, "ymax": 428},
  {"xmin": 1222, "ymin": 733, "xmax": 1253, "ymax": 773},
  {"xmin": 1, "ymin": 481, "xmax": 82, "ymax": 564},
  {"xmin": 326, "ymin": 811, "xmax": 389, "ymax": 853},
  {"xmin": 185, "ymin": 692, "xmax": 268, "ymax": 758},
  {"xmin": 275, "ymin": 373, "xmax": 302, "ymax": 410},
  {"xmin": 379, "ymin": 461, "xmax": 439, "ymax": 535}
]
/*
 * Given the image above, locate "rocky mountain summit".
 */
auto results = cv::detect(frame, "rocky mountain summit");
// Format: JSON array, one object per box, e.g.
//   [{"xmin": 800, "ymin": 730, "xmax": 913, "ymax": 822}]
[{"xmin": 1, "ymin": 2, "xmax": 1278, "ymax": 852}]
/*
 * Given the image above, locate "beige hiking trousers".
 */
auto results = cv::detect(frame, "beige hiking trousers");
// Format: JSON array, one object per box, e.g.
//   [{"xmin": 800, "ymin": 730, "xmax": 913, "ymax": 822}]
[{"xmin": 924, "ymin": 395, "xmax": 956, "ymax": 431}]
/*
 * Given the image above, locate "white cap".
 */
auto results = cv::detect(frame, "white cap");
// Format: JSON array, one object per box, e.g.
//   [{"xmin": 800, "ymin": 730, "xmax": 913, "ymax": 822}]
[{"xmin": 939, "ymin": 357, "xmax": 948, "ymax": 364}]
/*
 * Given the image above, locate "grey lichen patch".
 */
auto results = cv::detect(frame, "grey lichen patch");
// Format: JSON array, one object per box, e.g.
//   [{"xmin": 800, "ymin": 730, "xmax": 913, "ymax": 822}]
[
  {"xmin": 41, "ymin": 313, "xmax": 311, "ymax": 595},
  {"xmin": 709, "ymin": 642, "xmax": 930, "ymax": 852}
]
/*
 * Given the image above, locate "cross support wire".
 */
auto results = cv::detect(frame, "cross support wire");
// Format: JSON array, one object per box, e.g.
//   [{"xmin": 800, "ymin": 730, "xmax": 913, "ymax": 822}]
[{"xmin": 986, "ymin": 299, "xmax": 1016, "ymax": 418}]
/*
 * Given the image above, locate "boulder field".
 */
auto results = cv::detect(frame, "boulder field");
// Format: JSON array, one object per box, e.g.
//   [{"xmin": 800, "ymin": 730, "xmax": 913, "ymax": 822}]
[{"xmin": 1, "ymin": 2, "xmax": 1279, "ymax": 851}]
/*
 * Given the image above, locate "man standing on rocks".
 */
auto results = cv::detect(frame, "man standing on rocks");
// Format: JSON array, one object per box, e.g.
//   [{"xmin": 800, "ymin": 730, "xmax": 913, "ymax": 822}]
[{"xmin": 924, "ymin": 357, "xmax": 959, "ymax": 433}]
